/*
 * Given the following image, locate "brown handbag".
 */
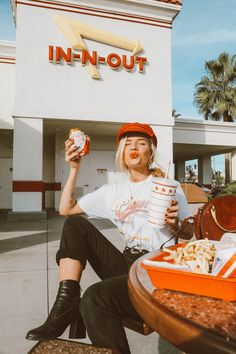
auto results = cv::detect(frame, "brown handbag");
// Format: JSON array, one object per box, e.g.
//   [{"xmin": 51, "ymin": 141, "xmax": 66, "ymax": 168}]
[{"xmin": 194, "ymin": 195, "xmax": 236, "ymax": 240}]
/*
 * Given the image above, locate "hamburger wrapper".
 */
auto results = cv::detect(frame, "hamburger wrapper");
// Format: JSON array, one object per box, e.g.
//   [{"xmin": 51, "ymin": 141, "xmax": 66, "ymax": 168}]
[
  {"xmin": 69, "ymin": 128, "xmax": 90, "ymax": 156},
  {"xmin": 212, "ymin": 233, "xmax": 236, "ymax": 278}
]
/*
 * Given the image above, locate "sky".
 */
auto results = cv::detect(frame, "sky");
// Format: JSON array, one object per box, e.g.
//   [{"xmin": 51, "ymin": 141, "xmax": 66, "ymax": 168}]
[
  {"xmin": 172, "ymin": 0, "xmax": 236, "ymax": 118},
  {"xmin": 0, "ymin": 0, "xmax": 233, "ymax": 173},
  {"xmin": 0, "ymin": 0, "xmax": 15, "ymax": 40}
]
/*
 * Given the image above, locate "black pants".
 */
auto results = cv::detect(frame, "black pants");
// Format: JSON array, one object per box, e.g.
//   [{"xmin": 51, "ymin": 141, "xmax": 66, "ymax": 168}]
[{"xmin": 56, "ymin": 215, "xmax": 145, "ymax": 354}]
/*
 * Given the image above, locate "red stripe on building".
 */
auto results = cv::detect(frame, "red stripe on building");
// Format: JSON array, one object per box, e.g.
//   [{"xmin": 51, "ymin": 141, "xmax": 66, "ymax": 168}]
[
  {"xmin": 13, "ymin": 181, "xmax": 61, "ymax": 192},
  {"xmin": 16, "ymin": 1, "xmax": 172, "ymax": 28},
  {"xmin": 13, "ymin": 181, "xmax": 44, "ymax": 192},
  {"xmin": 0, "ymin": 61, "xmax": 16, "ymax": 65},
  {"xmin": 0, "ymin": 56, "xmax": 16, "ymax": 61},
  {"xmin": 44, "ymin": 182, "xmax": 61, "ymax": 191},
  {"xmin": 16, "ymin": 0, "xmax": 172, "ymax": 26}
]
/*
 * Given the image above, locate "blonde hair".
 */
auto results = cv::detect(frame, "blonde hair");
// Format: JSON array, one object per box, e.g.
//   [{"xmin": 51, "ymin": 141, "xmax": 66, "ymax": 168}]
[{"xmin": 115, "ymin": 136, "xmax": 165, "ymax": 177}]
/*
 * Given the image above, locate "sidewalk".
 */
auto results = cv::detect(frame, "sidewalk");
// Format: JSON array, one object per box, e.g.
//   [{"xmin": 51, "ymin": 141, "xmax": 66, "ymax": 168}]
[{"xmin": 0, "ymin": 211, "xmax": 181, "ymax": 354}]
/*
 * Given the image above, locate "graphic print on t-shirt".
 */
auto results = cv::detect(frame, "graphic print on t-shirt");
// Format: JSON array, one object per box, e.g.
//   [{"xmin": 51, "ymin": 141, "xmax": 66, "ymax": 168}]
[
  {"xmin": 112, "ymin": 198, "xmax": 149, "ymax": 222},
  {"xmin": 78, "ymin": 175, "xmax": 192, "ymax": 250}
]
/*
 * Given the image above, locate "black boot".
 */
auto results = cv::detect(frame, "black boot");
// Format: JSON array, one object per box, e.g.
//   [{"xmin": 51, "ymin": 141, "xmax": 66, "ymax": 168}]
[{"xmin": 26, "ymin": 280, "xmax": 86, "ymax": 340}]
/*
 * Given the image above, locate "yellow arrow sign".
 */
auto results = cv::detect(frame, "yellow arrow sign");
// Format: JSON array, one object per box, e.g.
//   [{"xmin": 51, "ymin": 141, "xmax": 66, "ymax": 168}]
[
  {"xmin": 54, "ymin": 14, "xmax": 143, "ymax": 55},
  {"xmin": 53, "ymin": 14, "xmax": 143, "ymax": 79}
]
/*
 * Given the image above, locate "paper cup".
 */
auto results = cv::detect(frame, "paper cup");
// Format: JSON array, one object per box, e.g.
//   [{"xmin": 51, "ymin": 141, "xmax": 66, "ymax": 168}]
[
  {"xmin": 149, "ymin": 204, "xmax": 166, "ymax": 214},
  {"xmin": 148, "ymin": 178, "xmax": 178, "ymax": 228},
  {"xmin": 150, "ymin": 196, "xmax": 172, "ymax": 207}
]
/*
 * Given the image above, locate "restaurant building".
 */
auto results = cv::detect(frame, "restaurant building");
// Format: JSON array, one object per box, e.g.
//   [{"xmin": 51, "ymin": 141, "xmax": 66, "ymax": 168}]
[{"xmin": 1, "ymin": 0, "xmax": 236, "ymax": 212}]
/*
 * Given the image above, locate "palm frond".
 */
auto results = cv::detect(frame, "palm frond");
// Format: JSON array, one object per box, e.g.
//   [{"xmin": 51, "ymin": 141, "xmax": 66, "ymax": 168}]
[{"xmin": 194, "ymin": 52, "xmax": 236, "ymax": 122}]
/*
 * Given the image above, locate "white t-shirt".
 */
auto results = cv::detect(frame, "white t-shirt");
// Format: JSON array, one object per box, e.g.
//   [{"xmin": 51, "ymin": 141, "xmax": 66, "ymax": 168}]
[{"xmin": 78, "ymin": 175, "xmax": 192, "ymax": 251}]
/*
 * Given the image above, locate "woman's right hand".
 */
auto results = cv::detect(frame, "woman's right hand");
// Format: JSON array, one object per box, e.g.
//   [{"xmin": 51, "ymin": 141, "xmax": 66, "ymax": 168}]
[{"xmin": 65, "ymin": 139, "xmax": 81, "ymax": 169}]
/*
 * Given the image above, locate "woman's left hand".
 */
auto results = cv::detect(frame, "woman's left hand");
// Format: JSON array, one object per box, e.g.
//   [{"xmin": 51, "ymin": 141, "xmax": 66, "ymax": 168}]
[{"xmin": 165, "ymin": 200, "xmax": 179, "ymax": 232}]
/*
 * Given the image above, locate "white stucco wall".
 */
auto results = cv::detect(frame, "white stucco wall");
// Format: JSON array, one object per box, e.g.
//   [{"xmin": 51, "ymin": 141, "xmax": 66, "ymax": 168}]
[
  {"xmin": 14, "ymin": 1, "xmax": 174, "ymax": 126},
  {"xmin": 0, "ymin": 41, "xmax": 15, "ymax": 129},
  {"xmin": 13, "ymin": 118, "xmax": 43, "ymax": 180},
  {"xmin": 12, "ymin": 118, "xmax": 43, "ymax": 211},
  {"xmin": 174, "ymin": 120, "xmax": 236, "ymax": 146},
  {"xmin": 10, "ymin": 0, "xmax": 182, "ymax": 211}
]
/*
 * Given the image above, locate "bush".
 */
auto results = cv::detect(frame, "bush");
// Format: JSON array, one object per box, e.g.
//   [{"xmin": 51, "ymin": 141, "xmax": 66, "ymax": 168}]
[{"xmin": 210, "ymin": 181, "xmax": 236, "ymax": 198}]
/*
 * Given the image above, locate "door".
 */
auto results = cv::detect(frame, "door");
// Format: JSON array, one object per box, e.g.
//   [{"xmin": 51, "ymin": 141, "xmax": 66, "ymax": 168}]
[{"xmin": 0, "ymin": 159, "xmax": 13, "ymax": 209}]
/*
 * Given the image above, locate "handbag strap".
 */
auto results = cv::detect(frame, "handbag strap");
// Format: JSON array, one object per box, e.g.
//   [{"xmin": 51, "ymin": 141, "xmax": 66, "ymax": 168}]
[
  {"xmin": 210, "ymin": 205, "xmax": 236, "ymax": 232},
  {"xmin": 160, "ymin": 217, "xmax": 192, "ymax": 249},
  {"xmin": 174, "ymin": 216, "xmax": 194, "ymax": 244}
]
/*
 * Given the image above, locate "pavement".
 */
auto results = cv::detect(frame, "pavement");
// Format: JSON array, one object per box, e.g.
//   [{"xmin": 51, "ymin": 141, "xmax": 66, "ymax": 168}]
[{"xmin": 0, "ymin": 210, "xmax": 184, "ymax": 354}]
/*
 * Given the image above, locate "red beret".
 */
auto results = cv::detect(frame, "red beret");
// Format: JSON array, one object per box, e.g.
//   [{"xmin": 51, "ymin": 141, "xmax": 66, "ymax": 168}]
[{"xmin": 117, "ymin": 122, "xmax": 157, "ymax": 146}]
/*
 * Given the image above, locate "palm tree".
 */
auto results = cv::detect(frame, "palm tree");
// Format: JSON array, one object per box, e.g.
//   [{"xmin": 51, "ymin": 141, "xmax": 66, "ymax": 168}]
[
  {"xmin": 172, "ymin": 109, "xmax": 182, "ymax": 118},
  {"xmin": 194, "ymin": 52, "xmax": 236, "ymax": 122}
]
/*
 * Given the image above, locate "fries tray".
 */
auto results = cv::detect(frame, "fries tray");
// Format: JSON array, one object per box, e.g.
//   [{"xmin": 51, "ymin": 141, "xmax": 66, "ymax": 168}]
[{"xmin": 142, "ymin": 244, "xmax": 236, "ymax": 301}]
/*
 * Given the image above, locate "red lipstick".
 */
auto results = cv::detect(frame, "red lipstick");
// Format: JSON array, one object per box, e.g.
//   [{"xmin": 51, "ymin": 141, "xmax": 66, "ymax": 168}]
[{"xmin": 129, "ymin": 152, "xmax": 139, "ymax": 159}]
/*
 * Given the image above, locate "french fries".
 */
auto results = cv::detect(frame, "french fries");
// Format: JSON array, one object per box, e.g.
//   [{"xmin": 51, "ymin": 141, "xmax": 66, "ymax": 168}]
[{"xmin": 163, "ymin": 239, "xmax": 216, "ymax": 274}]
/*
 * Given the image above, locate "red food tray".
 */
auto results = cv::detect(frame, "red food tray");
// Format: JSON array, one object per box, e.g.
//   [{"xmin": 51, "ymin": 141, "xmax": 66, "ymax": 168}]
[{"xmin": 142, "ymin": 244, "xmax": 236, "ymax": 301}]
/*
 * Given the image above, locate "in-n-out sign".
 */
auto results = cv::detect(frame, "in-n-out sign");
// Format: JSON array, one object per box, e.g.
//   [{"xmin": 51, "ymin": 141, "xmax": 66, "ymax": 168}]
[
  {"xmin": 48, "ymin": 46, "xmax": 147, "ymax": 72},
  {"xmin": 50, "ymin": 14, "xmax": 148, "ymax": 79}
]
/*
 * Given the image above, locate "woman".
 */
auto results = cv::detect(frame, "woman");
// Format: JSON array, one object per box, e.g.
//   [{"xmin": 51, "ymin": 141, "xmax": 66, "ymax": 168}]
[{"xmin": 26, "ymin": 122, "xmax": 193, "ymax": 354}]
